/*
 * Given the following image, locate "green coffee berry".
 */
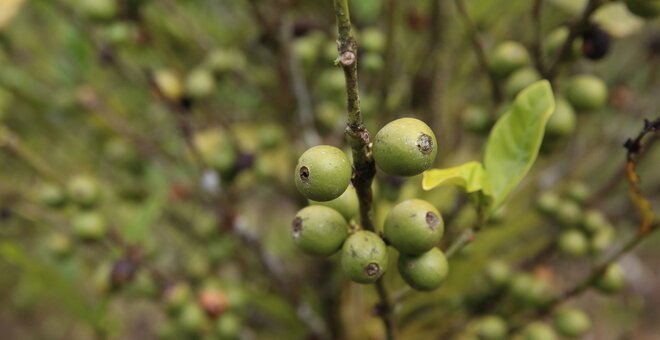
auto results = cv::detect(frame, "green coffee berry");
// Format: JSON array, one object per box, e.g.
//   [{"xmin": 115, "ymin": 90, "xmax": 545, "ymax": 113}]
[
  {"xmin": 309, "ymin": 185, "xmax": 359, "ymax": 222},
  {"xmin": 47, "ymin": 233, "xmax": 72, "ymax": 257},
  {"xmin": 581, "ymin": 209, "xmax": 609, "ymax": 234},
  {"xmin": 558, "ymin": 229, "xmax": 589, "ymax": 257},
  {"xmin": 505, "ymin": 67, "xmax": 541, "ymax": 98},
  {"xmin": 536, "ymin": 192, "xmax": 560, "ymax": 216},
  {"xmin": 185, "ymin": 68, "xmax": 216, "ymax": 99},
  {"xmin": 154, "ymin": 69, "xmax": 183, "ymax": 101},
  {"xmin": 556, "ymin": 200, "xmax": 581, "ymax": 226},
  {"xmin": 485, "ymin": 260, "xmax": 512, "ymax": 287},
  {"xmin": 475, "ymin": 315, "xmax": 508, "ymax": 340},
  {"xmin": 384, "ymin": 199, "xmax": 443, "ymax": 255},
  {"xmin": 193, "ymin": 128, "xmax": 237, "ymax": 178},
  {"xmin": 490, "ymin": 41, "xmax": 530, "ymax": 78},
  {"xmin": 545, "ymin": 97, "xmax": 576, "ymax": 138},
  {"xmin": 294, "ymin": 145, "xmax": 352, "ymax": 202},
  {"xmin": 509, "ymin": 274, "xmax": 553, "ymax": 307},
  {"xmin": 565, "ymin": 182, "xmax": 591, "ymax": 204},
  {"xmin": 360, "ymin": 27, "xmax": 386, "ymax": 53},
  {"xmin": 205, "ymin": 48, "xmax": 247, "ymax": 73},
  {"xmin": 523, "ymin": 322, "xmax": 557, "ymax": 340},
  {"xmin": 216, "ymin": 312, "xmax": 242, "ymax": 338},
  {"xmin": 565, "ymin": 75, "xmax": 608, "ymax": 111},
  {"xmin": 341, "ymin": 231, "xmax": 389, "ymax": 284},
  {"xmin": 398, "ymin": 247, "xmax": 448, "ymax": 291},
  {"xmin": 462, "ymin": 105, "xmax": 493, "ymax": 134},
  {"xmin": 553, "ymin": 307, "xmax": 591, "ymax": 338},
  {"xmin": 545, "ymin": 27, "xmax": 582, "ymax": 62},
  {"xmin": 79, "ymin": 0, "xmax": 118, "ymax": 21},
  {"xmin": 594, "ymin": 263, "xmax": 625, "ymax": 294},
  {"xmin": 373, "ymin": 118, "xmax": 437, "ymax": 176},
  {"xmin": 292, "ymin": 205, "xmax": 349, "ymax": 257},
  {"xmin": 624, "ymin": 0, "xmax": 660, "ymax": 18},
  {"xmin": 258, "ymin": 124, "xmax": 286, "ymax": 150},
  {"xmin": 67, "ymin": 175, "xmax": 99, "ymax": 208},
  {"xmin": 361, "ymin": 52, "xmax": 385, "ymax": 72},
  {"xmin": 178, "ymin": 302, "xmax": 207, "ymax": 334},
  {"xmin": 39, "ymin": 183, "xmax": 67, "ymax": 208},
  {"xmin": 72, "ymin": 212, "xmax": 106, "ymax": 240},
  {"xmin": 590, "ymin": 225, "xmax": 615, "ymax": 254},
  {"xmin": 165, "ymin": 283, "xmax": 192, "ymax": 314}
]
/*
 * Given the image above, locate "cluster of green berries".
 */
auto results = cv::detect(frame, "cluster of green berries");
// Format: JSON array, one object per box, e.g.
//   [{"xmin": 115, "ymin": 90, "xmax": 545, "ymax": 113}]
[
  {"xmin": 292, "ymin": 118, "xmax": 448, "ymax": 290},
  {"xmin": 536, "ymin": 183, "xmax": 616, "ymax": 258}
]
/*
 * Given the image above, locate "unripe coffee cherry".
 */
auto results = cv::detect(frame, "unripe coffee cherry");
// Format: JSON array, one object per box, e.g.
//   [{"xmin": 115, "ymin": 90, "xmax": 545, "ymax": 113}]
[
  {"xmin": 489, "ymin": 41, "xmax": 530, "ymax": 78},
  {"xmin": 372, "ymin": 118, "xmax": 437, "ymax": 176},
  {"xmin": 341, "ymin": 231, "xmax": 388, "ymax": 284},
  {"xmin": 164, "ymin": 283, "xmax": 192, "ymax": 314},
  {"xmin": 185, "ymin": 68, "xmax": 216, "ymax": 99},
  {"xmin": 384, "ymin": 199, "xmax": 443, "ymax": 255},
  {"xmin": 79, "ymin": 0, "xmax": 118, "ymax": 21},
  {"xmin": 475, "ymin": 315, "xmax": 508, "ymax": 340},
  {"xmin": 154, "ymin": 69, "xmax": 183, "ymax": 102},
  {"xmin": 536, "ymin": 192, "xmax": 560, "ymax": 216},
  {"xmin": 581, "ymin": 210, "xmax": 609, "ymax": 234},
  {"xmin": 39, "ymin": 183, "xmax": 67, "ymax": 208},
  {"xmin": 462, "ymin": 105, "xmax": 493, "ymax": 135},
  {"xmin": 67, "ymin": 175, "xmax": 99, "ymax": 208},
  {"xmin": 47, "ymin": 233, "xmax": 72, "ymax": 258},
  {"xmin": 398, "ymin": 247, "xmax": 448, "ymax": 291},
  {"xmin": 193, "ymin": 128, "xmax": 237, "ymax": 178},
  {"xmin": 556, "ymin": 200, "xmax": 581, "ymax": 226},
  {"xmin": 565, "ymin": 182, "xmax": 591, "ymax": 204},
  {"xmin": 360, "ymin": 28, "xmax": 386, "ymax": 53},
  {"xmin": 72, "ymin": 212, "xmax": 107, "ymax": 241},
  {"xmin": 292, "ymin": 206, "xmax": 349, "ymax": 257},
  {"xmin": 624, "ymin": 0, "xmax": 660, "ymax": 19},
  {"xmin": 216, "ymin": 312, "xmax": 242, "ymax": 338},
  {"xmin": 594, "ymin": 263, "xmax": 625, "ymax": 294},
  {"xmin": 178, "ymin": 302, "xmax": 207, "ymax": 334},
  {"xmin": 545, "ymin": 27, "xmax": 582, "ymax": 62},
  {"xmin": 509, "ymin": 274, "xmax": 553, "ymax": 307},
  {"xmin": 545, "ymin": 97, "xmax": 576, "ymax": 138},
  {"xmin": 553, "ymin": 307, "xmax": 591, "ymax": 338},
  {"xmin": 294, "ymin": 145, "xmax": 352, "ymax": 202},
  {"xmin": 485, "ymin": 260, "xmax": 512, "ymax": 287},
  {"xmin": 558, "ymin": 229, "xmax": 589, "ymax": 257},
  {"xmin": 590, "ymin": 224, "xmax": 615, "ymax": 254},
  {"xmin": 523, "ymin": 322, "xmax": 557, "ymax": 340},
  {"xmin": 565, "ymin": 75, "xmax": 608, "ymax": 111},
  {"xmin": 505, "ymin": 67, "xmax": 541, "ymax": 98},
  {"xmin": 309, "ymin": 185, "xmax": 359, "ymax": 222}
]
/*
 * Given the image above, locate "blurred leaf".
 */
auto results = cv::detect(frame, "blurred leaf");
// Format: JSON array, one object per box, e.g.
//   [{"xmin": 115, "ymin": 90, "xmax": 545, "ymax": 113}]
[
  {"xmin": 0, "ymin": 242, "xmax": 103, "ymax": 326},
  {"xmin": 0, "ymin": 0, "xmax": 25, "ymax": 31},
  {"xmin": 422, "ymin": 161, "xmax": 490, "ymax": 195},
  {"xmin": 484, "ymin": 81, "xmax": 554, "ymax": 211},
  {"xmin": 548, "ymin": 0, "xmax": 587, "ymax": 14}
]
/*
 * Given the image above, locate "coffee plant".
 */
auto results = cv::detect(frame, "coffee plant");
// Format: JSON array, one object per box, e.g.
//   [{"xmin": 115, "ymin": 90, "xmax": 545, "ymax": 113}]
[{"xmin": 0, "ymin": 0, "xmax": 659, "ymax": 339}]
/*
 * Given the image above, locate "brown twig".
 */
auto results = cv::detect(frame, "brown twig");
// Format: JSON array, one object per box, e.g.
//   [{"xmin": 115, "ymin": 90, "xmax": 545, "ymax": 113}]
[{"xmin": 332, "ymin": 1, "xmax": 393, "ymax": 339}]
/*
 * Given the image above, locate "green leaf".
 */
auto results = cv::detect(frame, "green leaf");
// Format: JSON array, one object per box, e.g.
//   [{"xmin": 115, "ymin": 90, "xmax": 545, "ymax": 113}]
[
  {"xmin": 484, "ymin": 80, "xmax": 555, "ymax": 211},
  {"xmin": 422, "ymin": 161, "xmax": 490, "ymax": 195}
]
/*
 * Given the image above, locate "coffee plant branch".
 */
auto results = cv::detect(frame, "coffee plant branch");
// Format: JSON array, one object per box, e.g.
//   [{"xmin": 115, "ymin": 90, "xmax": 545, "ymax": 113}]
[{"xmin": 332, "ymin": 1, "xmax": 394, "ymax": 339}]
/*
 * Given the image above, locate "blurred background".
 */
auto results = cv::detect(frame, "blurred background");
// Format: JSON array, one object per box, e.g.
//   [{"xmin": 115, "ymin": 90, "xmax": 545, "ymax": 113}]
[{"xmin": 0, "ymin": 0, "xmax": 659, "ymax": 339}]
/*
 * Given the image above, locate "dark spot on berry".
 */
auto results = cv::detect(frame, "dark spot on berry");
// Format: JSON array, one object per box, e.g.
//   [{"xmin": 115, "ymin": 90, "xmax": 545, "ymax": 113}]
[
  {"xmin": 416, "ymin": 133, "xmax": 433, "ymax": 155},
  {"xmin": 426, "ymin": 211, "xmax": 439, "ymax": 230},
  {"xmin": 299, "ymin": 166, "xmax": 310, "ymax": 183},
  {"xmin": 365, "ymin": 263, "xmax": 380, "ymax": 277},
  {"xmin": 292, "ymin": 217, "xmax": 302, "ymax": 238}
]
